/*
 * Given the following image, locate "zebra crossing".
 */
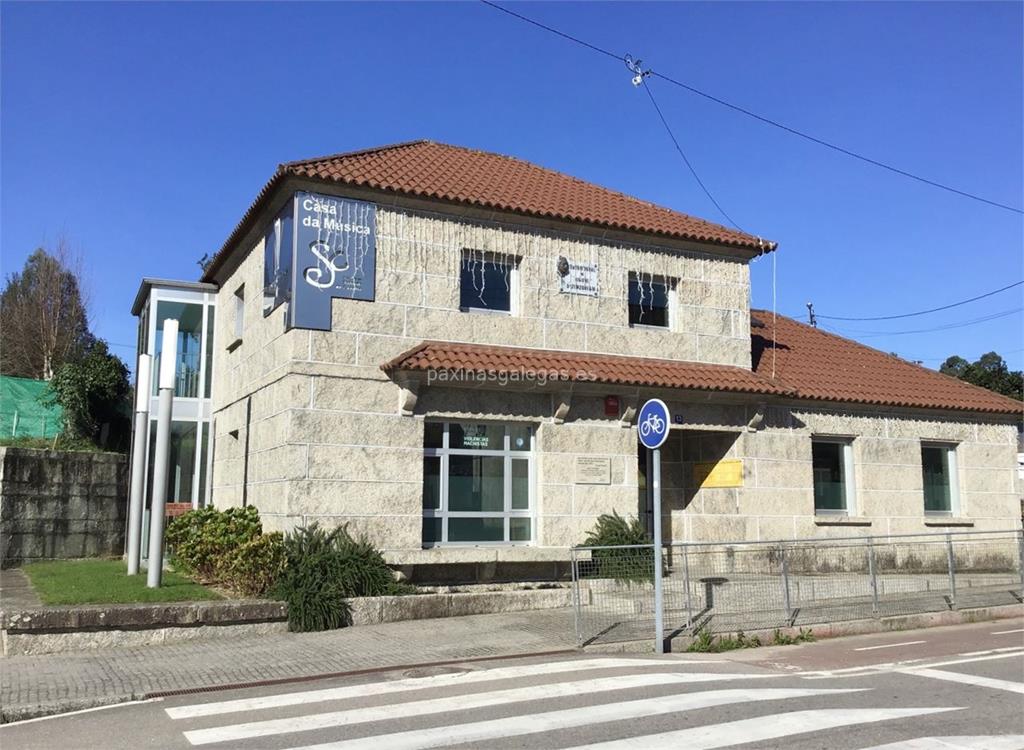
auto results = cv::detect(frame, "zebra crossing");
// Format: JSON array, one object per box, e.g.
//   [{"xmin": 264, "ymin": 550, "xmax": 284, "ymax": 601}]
[{"xmin": 159, "ymin": 655, "xmax": 1024, "ymax": 750}]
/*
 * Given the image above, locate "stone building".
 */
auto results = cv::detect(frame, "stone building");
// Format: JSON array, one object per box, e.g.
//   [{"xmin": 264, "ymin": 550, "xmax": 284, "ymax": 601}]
[{"xmin": 133, "ymin": 140, "xmax": 1022, "ymax": 580}]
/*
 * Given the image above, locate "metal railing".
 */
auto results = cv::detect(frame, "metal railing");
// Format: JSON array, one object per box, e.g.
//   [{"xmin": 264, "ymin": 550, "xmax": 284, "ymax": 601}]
[{"xmin": 570, "ymin": 529, "xmax": 1024, "ymax": 647}]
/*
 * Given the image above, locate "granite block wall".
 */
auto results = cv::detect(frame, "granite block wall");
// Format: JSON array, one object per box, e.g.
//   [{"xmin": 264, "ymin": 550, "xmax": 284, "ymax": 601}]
[{"xmin": 0, "ymin": 448, "xmax": 128, "ymax": 567}]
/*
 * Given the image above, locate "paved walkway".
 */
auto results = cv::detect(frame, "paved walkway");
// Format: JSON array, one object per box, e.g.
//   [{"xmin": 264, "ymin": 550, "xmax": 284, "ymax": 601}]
[
  {"xmin": 0, "ymin": 569, "xmax": 42, "ymax": 611},
  {"xmin": 0, "ymin": 607, "xmax": 577, "ymax": 722}
]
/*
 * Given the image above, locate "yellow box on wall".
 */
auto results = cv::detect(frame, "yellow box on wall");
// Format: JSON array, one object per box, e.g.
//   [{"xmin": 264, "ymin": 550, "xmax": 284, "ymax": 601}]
[{"xmin": 694, "ymin": 459, "xmax": 744, "ymax": 488}]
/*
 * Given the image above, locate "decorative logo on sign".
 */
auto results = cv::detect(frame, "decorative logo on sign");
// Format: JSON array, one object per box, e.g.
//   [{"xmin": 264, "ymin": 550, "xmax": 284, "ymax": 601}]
[{"xmin": 288, "ymin": 192, "xmax": 377, "ymax": 331}]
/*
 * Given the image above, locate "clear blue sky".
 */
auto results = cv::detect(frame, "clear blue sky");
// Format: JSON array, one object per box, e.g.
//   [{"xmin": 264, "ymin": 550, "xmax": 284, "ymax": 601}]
[{"xmin": 3, "ymin": 1, "xmax": 1022, "ymax": 373}]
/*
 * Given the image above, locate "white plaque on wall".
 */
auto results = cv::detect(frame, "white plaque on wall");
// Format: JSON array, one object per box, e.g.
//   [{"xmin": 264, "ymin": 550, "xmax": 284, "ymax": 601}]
[
  {"xmin": 575, "ymin": 456, "xmax": 611, "ymax": 484},
  {"xmin": 558, "ymin": 259, "xmax": 599, "ymax": 297}
]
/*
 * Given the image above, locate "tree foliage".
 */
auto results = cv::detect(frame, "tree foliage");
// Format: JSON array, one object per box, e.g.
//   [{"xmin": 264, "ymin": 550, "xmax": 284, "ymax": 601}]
[
  {"xmin": 0, "ymin": 242, "xmax": 92, "ymax": 380},
  {"xmin": 47, "ymin": 340, "xmax": 131, "ymax": 448},
  {"xmin": 939, "ymin": 352, "xmax": 1023, "ymax": 401}
]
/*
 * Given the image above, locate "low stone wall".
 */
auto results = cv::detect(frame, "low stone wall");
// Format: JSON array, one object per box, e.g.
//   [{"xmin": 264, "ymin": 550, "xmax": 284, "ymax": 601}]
[
  {"xmin": 349, "ymin": 585, "xmax": 580, "ymax": 626},
  {"xmin": 1, "ymin": 600, "xmax": 288, "ymax": 656},
  {"xmin": 0, "ymin": 447, "xmax": 128, "ymax": 568}
]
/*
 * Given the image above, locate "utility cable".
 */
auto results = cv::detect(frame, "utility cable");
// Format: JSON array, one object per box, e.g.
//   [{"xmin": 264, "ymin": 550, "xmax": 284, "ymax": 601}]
[
  {"xmin": 827, "ymin": 307, "xmax": 1022, "ymax": 337},
  {"xmin": 817, "ymin": 280, "xmax": 1023, "ymax": 321},
  {"xmin": 640, "ymin": 78, "xmax": 744, "ymax": 231},
  {"xmin": 478, "ymin": 0, "xmax": 1024, "ymax": 215}
]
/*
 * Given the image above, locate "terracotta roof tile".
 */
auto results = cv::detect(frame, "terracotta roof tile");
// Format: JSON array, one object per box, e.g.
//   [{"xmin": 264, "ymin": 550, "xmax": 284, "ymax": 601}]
[
  {"xmin": 382, "ymin": 316, "xmax": 1023, "ymax": 417},
  {"xmin": 382, "ymin": 341, "xmax": 795, "ymax": 397},
  {"xmin": 203, "ymin": 141, "xmax": 774, "ymax": 282},
  {"xmin": 751, "ymin": 311, "xmax": 1023, "ymax": 415}
]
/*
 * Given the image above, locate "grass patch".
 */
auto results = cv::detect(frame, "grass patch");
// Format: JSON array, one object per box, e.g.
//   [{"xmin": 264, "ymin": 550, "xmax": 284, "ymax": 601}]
[{"xmin": 23, "ymin": 559, "xmax": 222, "ymax": 605}]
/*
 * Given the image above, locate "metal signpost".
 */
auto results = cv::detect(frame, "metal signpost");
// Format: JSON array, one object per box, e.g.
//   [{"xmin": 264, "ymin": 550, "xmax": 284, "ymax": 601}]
[
  {"xmin": 126, "ymin": 354, "xmax": 152, "ymax": 575},
  {"xmin": 147, "ymin": 320, "xmax": 179, "ymax": 588},
  {"xmin": 637, "ymin": 398, "xmax": 670, "ymax": 654}
]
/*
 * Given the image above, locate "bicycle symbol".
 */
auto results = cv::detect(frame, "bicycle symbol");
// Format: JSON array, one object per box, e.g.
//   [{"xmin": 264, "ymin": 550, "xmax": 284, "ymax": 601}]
[{"xmin": 639, "ymin": 412, "xmax": 665, "ymax": 438}]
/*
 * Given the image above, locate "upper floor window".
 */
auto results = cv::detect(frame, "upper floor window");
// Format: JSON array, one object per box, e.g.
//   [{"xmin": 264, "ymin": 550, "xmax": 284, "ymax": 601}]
[
  {"xmin": 922, "ymin": 443, "xmax": 959, "ymax": 515},
  {"xmin": 812, "ymin": 438, "xmax": 856, "ymax": 514},
  {"xmin": 233, "ymin": 285, "xmax": 245, "ymax": 341},
  {"xmin": 628, "ymin": 273, "xmax": 673, "ymax": 328},
  {"xmin": 460, "ymin": 250, "xmax": 518, "ymax": 314},
  {"xmin": 263, "ymin": 207, "xmax": 293, "ymax": 317}
]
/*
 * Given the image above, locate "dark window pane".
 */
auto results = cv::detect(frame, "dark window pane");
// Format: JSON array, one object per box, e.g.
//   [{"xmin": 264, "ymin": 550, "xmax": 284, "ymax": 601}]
[
  {"xmin": 812, "ymin": 441, "xmax": 845, "ymax": 511},
  {"xmin": 423, "ymin": 422, "xmax": 444, "ymax": 449},
  {"xmin": 422, "ymin": 517, "xmax": 442, "ymax": 544},
  {"xmin": 448, "ymin": 517, "xmax": 505, "ymax": 542},
  {"xmin": 460, "ymin": 254, "xmax": 512, "ymax": 311},
  {"xmin": 922, "ymin": 446, "xmax": 951, "ymax": 512},
  {"xmin": 510, "ymin": 517, "xmax": 532, "ymax": 542},
  {"xmin": 423, "ymin": 457, "xmax": 441, "ymax": 510},
  {"xmin": 508, "ymin": 424, "xmax": 531, "ymax": 451},
  {"xmin": 450, "ymin": 423, "xmax": 503, "ymax": 451},
  {"xmin": 511, "ymin": 460, "xmax": 530, "ymax": 510},
  {"xmin": 448, "ymin": 456, "xmax": 505, "ymax": 512},
  {"xmin": 628, "ymin": 275, "xmax": 669, "ymax": 327},
  {"xmin": 203, "ymin": 306, "xmax": 215, "ymax": 397}
]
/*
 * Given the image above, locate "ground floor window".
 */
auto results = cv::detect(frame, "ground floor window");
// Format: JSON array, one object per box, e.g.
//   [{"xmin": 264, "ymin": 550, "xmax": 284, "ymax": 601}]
[
  {"xmin": 422, "ymin": 421, "xmax": 534, "ymax": 545},
  {"xmin": 922, "ymin": 443, "xmax": 959, "ymax": 515},
  {"xmin": 812, "ymin": 438, "xmax": 855, "ymax": 514}
]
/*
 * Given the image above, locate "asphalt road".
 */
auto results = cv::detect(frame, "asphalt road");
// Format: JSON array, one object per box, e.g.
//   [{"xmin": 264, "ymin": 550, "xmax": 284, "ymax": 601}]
[{"xmin": 3, "ymin": 618, "xmax": 1022, "ymax": 750}]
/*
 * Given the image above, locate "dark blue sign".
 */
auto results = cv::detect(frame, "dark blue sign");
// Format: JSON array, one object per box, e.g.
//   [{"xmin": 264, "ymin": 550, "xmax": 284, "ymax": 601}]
[
  {"xmin": 637, "ymin": 398, "xmax": 670, "ymax": 450},
  {"xmin": 287, "ymin": 192, "xmax": 376, "ymax": 331}
]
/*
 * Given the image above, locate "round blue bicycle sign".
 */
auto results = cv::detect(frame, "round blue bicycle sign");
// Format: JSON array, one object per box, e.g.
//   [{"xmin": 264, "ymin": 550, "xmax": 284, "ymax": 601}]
[{"xmin": 637, "ymin": 398, "xmax": 671, "ymax": 450}]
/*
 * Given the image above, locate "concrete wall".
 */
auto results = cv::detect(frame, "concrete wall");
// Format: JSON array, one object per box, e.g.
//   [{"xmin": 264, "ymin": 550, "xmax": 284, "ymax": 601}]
[{"xmin": 0, "ymin": 448, "xmax": 127, "ymax": 567}]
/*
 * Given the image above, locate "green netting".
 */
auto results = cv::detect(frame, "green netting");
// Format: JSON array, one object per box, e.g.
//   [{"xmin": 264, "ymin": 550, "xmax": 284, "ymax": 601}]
[{"xmin": 0, "ymin": 376, "xmax": 63, "ymax": 439}]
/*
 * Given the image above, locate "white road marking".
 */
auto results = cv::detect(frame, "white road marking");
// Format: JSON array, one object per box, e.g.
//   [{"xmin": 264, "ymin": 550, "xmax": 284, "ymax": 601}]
[
  {"xmin": 991, "ymin": 628, "xmax": 1024, "ymax": 636},
  {"xmin": 165, "ymin": 657, "xmax": 707, "ymax": 719},
  {"xmin": 183, "ymin": 672, "xmax": 780, "ymax": 745},
  {"xmin": 860, "ymin": 735, "xmax": 1024, "ymax": 749},
  {"xmin": 282, "ymin": 689, "xmax": 864, "ymax": 750},
  {"xmin": 899, "ymin": 667, "xmax": 1024, "ymax": 695},
  {"xmin": 802, "ymin": 648, "xmax": 1024, "ymax": 678},
  {"xmin": 569, "ymin": 707, "xmax": 960, "ymax": 749},
  {"xmin": 0, "ymin": 699, "xmax": 156, "ymax": 727},
  {"xmin": 854, "ymin": 640, "xmax": 927, "ymax": 652}
]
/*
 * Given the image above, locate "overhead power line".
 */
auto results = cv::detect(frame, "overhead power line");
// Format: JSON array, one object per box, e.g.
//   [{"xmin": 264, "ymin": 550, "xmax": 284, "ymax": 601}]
[
  {"xmin": 478, "ymin": 0, "xmax": 1024, "ymax": 215},
  {"xmin": 639, "ymin": 77, "xmax": 744, "ymax": 231},
  {"xmin": 817, "ymin": 280, "xmax": 1024, "ymax": 321},
  {"xmin": 825, "ymin": 307, "xmax": 1022, "ymax": 337}
]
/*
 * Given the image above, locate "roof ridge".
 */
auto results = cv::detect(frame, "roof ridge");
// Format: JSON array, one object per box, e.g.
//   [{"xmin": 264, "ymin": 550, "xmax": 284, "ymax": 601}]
[
  {"xmin": 281, "ymin": 140, "xmax": 433, "ymax": 170},
  {"xmin": 285, "ymin": 140, "xmax": 768, "ymax": 248}
]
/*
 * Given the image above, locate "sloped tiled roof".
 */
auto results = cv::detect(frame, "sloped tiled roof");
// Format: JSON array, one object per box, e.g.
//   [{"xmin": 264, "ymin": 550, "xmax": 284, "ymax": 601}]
[
  {"xmin": 382, "ymin": 316, "xmax": 1022, "ymax": 417},
  {"xmin": 751, "ymin": 311, "xmax": 1023, "ymax": 415},
  {"xmin": 202, "ymin": 140, "xmax": 774, "ymax": 281},
  {"xmin": 382, "ymin": 341, "xmax": 794, "ymax": 397}
]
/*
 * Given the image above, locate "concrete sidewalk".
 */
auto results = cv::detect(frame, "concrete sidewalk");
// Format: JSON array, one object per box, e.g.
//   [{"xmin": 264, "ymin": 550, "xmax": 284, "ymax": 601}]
[{"xmin": 0, "ymin": 607, "xmax": 577, "ymax": 723}]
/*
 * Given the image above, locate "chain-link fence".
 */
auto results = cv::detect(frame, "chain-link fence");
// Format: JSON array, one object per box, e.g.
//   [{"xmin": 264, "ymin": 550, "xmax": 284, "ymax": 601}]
[{"xmin": 571, "ymin": 529, "xmax": 1024, "ymax": 647}]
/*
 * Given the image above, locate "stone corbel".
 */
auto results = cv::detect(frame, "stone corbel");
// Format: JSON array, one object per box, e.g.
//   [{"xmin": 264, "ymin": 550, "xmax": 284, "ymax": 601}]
[
  {"xmin": 398, "ymin": 380, "xmax": 420, "ymax": 417},
  {"xmin": 553, "ymin": 391, "xmax": 572, "ymax": 425},
  {"xmin": 746, "ymin": 404, "xmax": 766, "ymax": 433},
  {"xmin": 619, "ymin": 390, "xmax": 641, "ymax": 428}
]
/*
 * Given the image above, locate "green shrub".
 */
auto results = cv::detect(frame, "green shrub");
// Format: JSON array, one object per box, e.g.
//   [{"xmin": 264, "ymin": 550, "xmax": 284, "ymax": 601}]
[
  {"xmin": 225, "ymin": 532, "xmax": 286, "ymax": 597},
  {"xmin": 686, "ymin": 629, "xmax": 762, "ymax": 652},
  {"xmin": 166, "ymin": 506, "xmax": 263, "ymax": 582},
  {"xmin": 271, "ymin": 523, "xmax": 403, "ymax": 632},
  {"xmin": 772, "ymin": 627, "xmax": 816, "ymax": 646},
  {"xmin": 579, "ymin": 512, "xmax": 654, "ymax": 583}
]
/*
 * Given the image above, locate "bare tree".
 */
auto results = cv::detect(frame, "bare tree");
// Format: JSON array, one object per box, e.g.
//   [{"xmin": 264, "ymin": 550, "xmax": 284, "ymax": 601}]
[{"xmin": 0, "ymin": 236, "xmax": 92, "ymax": 380}]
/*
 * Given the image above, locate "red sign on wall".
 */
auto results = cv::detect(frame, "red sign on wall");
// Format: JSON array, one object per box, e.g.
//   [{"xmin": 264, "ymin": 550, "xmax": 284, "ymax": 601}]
[{"xmin": 604, "ymin": 395, "xmax": 620, "ymax": 417}]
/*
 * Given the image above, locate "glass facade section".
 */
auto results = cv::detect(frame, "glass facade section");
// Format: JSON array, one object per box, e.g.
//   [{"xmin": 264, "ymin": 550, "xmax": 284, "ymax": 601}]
[
  {"xmin": 154, "ymin": 301, "xmax": 204, "ymax": 398},
  {"xmin": 922, "ymin": 444, "xmax": 957, "ymax": 514},
  {"xmin": 812, "ymin": 440, "xmax": 848, "ymax": 512},
  {"xmin": 421, "ymin": 422, "xmax": 534, "ymax": 545}
]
